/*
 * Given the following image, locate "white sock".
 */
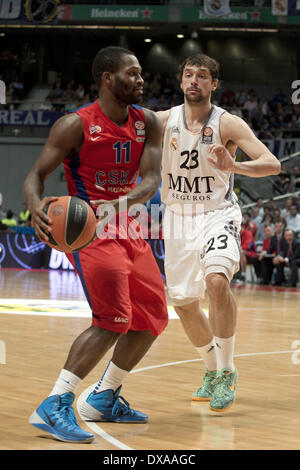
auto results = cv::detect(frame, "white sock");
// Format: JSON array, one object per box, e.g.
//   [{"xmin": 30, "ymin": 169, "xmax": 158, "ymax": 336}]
[
  {"xmin": 214, "ymin": 335, "xmax": 235, "ymax": 372},
  {"xmin": 93, "ymin": 360, "xmax": 128, "ymax": 394},
  {"xmin": 49, "ymin": 369, "xmax": 82, "ymax": 397},
  {"xmin": 196, "ymin": 339, "xmax": 218, "ymax": 371}
]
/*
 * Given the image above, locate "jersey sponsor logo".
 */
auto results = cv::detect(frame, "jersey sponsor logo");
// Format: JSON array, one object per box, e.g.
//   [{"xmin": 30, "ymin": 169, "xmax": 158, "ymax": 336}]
[
  {"xmin": 202, "ymin": 126, "xmax": 213, "ymax": 144},
  {"xmin": 170, "ymin": 138, "xmax": 178, "ymax": 151},
  {"xmin": 95, "ymin": 170, "xmax": 138, "ymax": 189},
  {"xmin": 91, "ymin": 136, "xmax": 102, "ymax": 142},
  {"xmin": 172, "ymin": 126, "xmax": 180, "ymax": 134},
  {"xmin": 168, "ymin": 173, "xmax": 215, "ymax": 194}
]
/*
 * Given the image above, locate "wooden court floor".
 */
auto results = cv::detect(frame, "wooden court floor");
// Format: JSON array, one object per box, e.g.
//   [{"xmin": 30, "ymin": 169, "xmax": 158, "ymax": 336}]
[{"xmin": 0, "ymin": 268, "xmax": 300, "ymax": 450}]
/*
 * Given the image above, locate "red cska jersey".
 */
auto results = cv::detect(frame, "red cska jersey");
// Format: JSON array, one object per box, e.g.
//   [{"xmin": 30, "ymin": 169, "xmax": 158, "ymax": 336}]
[{"xmin": 63, "ymin": 100, "xmax": 146, "ymax": 205}]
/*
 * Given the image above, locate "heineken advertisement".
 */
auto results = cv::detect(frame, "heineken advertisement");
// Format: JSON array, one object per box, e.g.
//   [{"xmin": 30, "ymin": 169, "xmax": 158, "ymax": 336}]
[
  {"xmin": 61, "ymin": 5, "xmax": 300, "ymax": 25},
  {"xmin": 180, "ymin": 7, "xmax": 297, "ymax": 23},
  {"xmin": 70, "ymin": 5, "xmax": 169, "ymax": 22}
]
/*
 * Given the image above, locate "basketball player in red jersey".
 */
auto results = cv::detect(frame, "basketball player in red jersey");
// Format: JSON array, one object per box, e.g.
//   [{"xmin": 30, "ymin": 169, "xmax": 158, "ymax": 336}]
[{"xmin": 23, "ymin": 46, "xmax": 168, "ymax": 443}]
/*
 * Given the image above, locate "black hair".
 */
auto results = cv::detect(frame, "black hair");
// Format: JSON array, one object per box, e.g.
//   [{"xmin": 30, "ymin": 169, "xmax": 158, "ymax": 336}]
[{"xmin": 92, "ymin": 46, "xmax": 136, "ymax": 89}]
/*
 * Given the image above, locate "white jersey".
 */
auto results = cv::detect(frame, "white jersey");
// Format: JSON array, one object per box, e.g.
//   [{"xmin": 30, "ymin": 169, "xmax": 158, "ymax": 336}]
[{"xmin": 161, "ymin": 104, "xmax": 238, "ymax": 214}]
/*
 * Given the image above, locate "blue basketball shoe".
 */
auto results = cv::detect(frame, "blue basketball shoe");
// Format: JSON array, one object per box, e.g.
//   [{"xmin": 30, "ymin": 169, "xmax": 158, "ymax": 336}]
[
  {"xmin": 79, "ymin": 386, "xmax": 148, "ymax": 423},
  {"xmin": 29, "ymin": 393, "xmax": 94, "ymax": 443}
]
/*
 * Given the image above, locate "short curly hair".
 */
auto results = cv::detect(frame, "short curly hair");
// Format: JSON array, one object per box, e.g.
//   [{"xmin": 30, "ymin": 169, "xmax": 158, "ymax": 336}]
[{"xmin": 92, "ymin": 46, "xmax": 136, "ymax": 89}]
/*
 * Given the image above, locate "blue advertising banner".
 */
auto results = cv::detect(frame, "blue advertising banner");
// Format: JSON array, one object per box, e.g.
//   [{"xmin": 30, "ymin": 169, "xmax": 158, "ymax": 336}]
[
  {"xmin": 0, "ymin": 232, "xmax": 166, "ymax": 278},
  {"xmin": 0, "ymin": 0, "xmax": 60, "ymax": 25},
  {"xmin": 0, "ymin": 110, "xmax": 64, "ymax": 126}
]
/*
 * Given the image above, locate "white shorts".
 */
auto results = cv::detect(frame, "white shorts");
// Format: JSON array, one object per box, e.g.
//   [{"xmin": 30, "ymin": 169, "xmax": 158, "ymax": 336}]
[{"xmin": 163, "ymin": 204, "xmax": 242, "ymax": 306}]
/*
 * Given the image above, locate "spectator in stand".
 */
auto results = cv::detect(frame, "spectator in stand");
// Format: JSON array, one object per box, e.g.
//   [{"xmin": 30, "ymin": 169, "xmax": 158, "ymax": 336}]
[
  {"xmin": 256, "ymin": 212, "xmax": 275, "ymax": 243},
  {"xmin": 272, "ymin": 207, "xmax": 282, "ymax": 224},
  {"xmin": 161, "ymin": 76, "xmax": 174, "ymax": 99},
  {"xmin": 256, "ymin": 197, "xmax": 265, "ymax": 218},
  {"xmin": 273, "ymin": 229, "xmax": 300, "ymax": 287},
  {"xmin": 147, "ymin": 91, "xmax": 159, "ymax": 110},
  {"xmin": 1, "ymin": 209, "xmax": 17, "ymax": 228},
  {"xmin": 88, "ymin": 83, "xmax": 98, "ymax": 101},
  {"xmin": 266, "ymin": 221, "xmax": 285, "ymax": 285},
  {"xmin": 220, "ymin": 87, "xmax": 235, "ymax": 107},
  {"xmin": 243, "ymin": 90, "xmax": 258, "ymax": 116},
  {"xmin": 250, "ymin": 99, "xmax": 265, "ymax": 131},
  {"xmin": 281, "ymin": 197, "xmax": 293, "ymax": 221},
  {"xmin": 75, "ymin": 84, "xmax": 85, "ymax": 101},
  {"xmin": 281, "ymin": 229, "xmax": 300, "ymax": 287},
  {"xmin": 53, "ymin": 80, "xmax": 64, "ymax": 101},
  {"xmin": 258, "ymin": 224, "xmax": 275, "ymax": 285},
  {"xmin": 62, "ymin": 83, "xmax": 75, "ymax": 102},
  {"xmin": 11, "ymin": 76, "xmax": 24, "ymax": 100},
  {"xmin": 243, "ymin": 211, "xmax": 257, "ymax": 238},
  {"xmin": 251, "ymin": 206, "xmax": 263, "ymax": 228},
  {"xmin": 234, "ymin": 88, "xmax": 248, "ymax": 107},
  {"xmin": 279, "ymin": 165, "xmax": 292, "ymax": 193},
  {"xmin": 291, "ymin": 165, "xmax": 300, "ymax": 191},
  {"xmin": 286, "ymin": 205, "xmax": 300, "ymax": 234},
  {"xmin": 18, "ymin": 202, "xmax": 31, "ymax": 226},
  {"xmin": 240, "ymin": 220, "xmax": 261, "ymax": 283},
  {"xmin": 271, "ymin": 88, "xmax": 288, "ymax": 107}
]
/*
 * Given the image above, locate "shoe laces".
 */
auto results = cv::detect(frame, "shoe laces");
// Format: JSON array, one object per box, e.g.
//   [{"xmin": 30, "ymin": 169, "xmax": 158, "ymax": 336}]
[
  {"xmin": 59, "ymin": 404, "xmax": 78, "ymax": 427},
  {"xmin": 211, "ymin": 372, "xmax": 231, "ymax": 397},
  {"xmin": 111, "ymin": 395, "xmax": 133, "ymax": 417},
  {"xmin": 202, "ymin": 370, "xmax": 216, "ymax": 388}
]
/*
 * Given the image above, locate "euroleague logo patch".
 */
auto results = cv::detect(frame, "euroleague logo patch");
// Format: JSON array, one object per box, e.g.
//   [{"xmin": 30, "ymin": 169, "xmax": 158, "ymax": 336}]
[
  {"xmin": 202, "ymin": 126, "xmax": 213, "ymax": 144},
  {"xmin": 51, "ymin": 205, "xmax": 64, "ymax": 217},
  {"xmin": 170, "ymin": 138, "xmax": 178, "ymax": 151},
  {"xmin": 135, "ymin": 120, "xmax": 145, "ymax": 140},
  {"xmin": 135, "ymin": 121, "xmax": 145, "ymax": 130}
]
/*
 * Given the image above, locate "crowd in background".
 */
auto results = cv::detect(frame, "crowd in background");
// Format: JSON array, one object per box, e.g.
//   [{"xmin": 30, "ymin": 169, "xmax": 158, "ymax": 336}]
[
  {"xmin": 36, "ymin": 75, "xmax": 300, "ymax": 140},
  {"xmin": 1, "ymin": 50, "xmax": 300, "ymax": 140},
  {"xmin": 0, "ymin": 49, "xmax": 26, "ymax": 103},
  {"xmin": 236, "ymin": 196, "xmax": 300, "ymax": 287}
]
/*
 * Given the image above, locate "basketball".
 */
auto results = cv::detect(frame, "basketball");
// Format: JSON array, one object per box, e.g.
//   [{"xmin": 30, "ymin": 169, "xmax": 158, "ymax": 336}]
[{"xmin": 43, "ymin": 196, "xmax": 96, "ymax": 253}]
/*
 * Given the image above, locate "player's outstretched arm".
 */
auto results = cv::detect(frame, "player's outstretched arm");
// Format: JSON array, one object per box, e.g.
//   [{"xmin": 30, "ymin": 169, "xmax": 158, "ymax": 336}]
[
  {"xmin": 23, "ymin": 113, "xmax": 83, "ymax": 241},
  {"xmin": 207, "ymin": 113, "xmax": 281, "ymax": 177}
]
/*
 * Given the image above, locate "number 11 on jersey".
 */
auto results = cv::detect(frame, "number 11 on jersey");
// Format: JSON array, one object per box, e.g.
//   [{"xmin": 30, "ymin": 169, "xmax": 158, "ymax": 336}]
[{"xmin": 114, "ymin": 141, "xmax": 131, "ymax": 164}]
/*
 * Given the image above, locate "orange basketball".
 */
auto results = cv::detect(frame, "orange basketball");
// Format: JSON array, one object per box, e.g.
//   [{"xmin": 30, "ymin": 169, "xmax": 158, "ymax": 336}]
[{"xmin": 43, "ymin": 196, "xmax": 96, "ymax": 253}]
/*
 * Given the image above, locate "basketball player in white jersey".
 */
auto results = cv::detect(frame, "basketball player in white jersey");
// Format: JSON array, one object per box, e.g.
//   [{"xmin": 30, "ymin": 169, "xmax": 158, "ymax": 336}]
[{"xmin": 157, "ymin": 54, "xmax": 280, "ymax": 412}]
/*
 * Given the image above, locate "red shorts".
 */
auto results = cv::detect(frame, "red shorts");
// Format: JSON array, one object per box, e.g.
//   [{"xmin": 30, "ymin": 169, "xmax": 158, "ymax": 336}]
[{"xmin": 66, "ymin": 231, "xmax": 168, "ymax": 336}]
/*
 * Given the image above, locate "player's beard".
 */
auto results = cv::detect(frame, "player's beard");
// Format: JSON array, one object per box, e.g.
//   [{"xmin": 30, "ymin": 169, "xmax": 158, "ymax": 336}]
[
  {"xmin": 114, "ymin": 75, "xmax": 141, "ymax": 105},
  {"xmin": 184, "ymin": 86, "xmax": 210, "ymax": 106},
  {"xmin": 185, "ymin": 89, "xmax": 209, "ymax": 105}
]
